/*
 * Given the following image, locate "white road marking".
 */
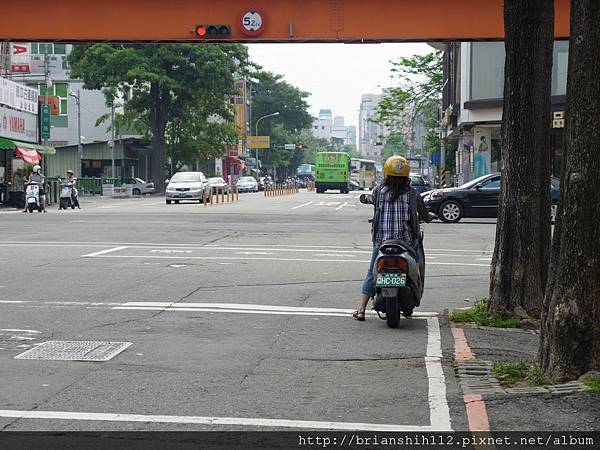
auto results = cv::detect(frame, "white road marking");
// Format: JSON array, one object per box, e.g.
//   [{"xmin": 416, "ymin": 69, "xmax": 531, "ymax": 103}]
[
  {"xmin": 89, "ymin": 255, "xmax": 370, "ymax": 263},
  {"xmin": 168, "ymin": 264, "xmax": 187, "ymax": 268},
  {"xmin": 313, "ymin": 253, "xmax": 357, "ymax": 258},
  {"xmin": 291, "ymin": 201, "xmax": 313, "ymax": 210},
  {"xmin": 150, "ymin": 249, "xmax": 193, "ymax": 254},
  {"xmin": 0, "ymin": 409, "xmax": 436, "ymax": 432},
  {"xmin": 236, "ymin": 251, "xmax": 275, "ymax": 255},
  {"xmin": 81, "ymin": 246, "xmax": 129, "ymax": 258},
  {"xmin": 0, "ymin": 329, "xmax": 41, "ymax": 334},
  {"xmin": 477, "ymin": 257, "xmax": 493, "ymax": 261},
  {"xmin": 426, "ymin": 317, "xmax": 452, "ymax": 430},
  {"xmin": 335, "ymin": 202, "xmax": 348, "ymax": 211},
  {"xmin": 118, "ymin": 302, "xmax": 437, "ymax": 316}
]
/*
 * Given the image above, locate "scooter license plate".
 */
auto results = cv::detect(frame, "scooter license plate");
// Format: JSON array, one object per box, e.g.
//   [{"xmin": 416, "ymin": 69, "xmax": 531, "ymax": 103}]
[{"xmin": 375, "ymin": 273, "xmax": 406, "ymax": 287}]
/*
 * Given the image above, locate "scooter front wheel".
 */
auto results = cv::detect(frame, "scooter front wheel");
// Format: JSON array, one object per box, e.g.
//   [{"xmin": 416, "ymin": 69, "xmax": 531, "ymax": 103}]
[{"xmin": 385, "ymin": 297, "xmax": 400, "ymax": 328}]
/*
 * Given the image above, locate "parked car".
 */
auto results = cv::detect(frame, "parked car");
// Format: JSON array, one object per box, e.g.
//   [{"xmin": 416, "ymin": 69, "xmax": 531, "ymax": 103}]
[
  {"xmin": 236, "ymin": 176, "xmax": 258, "ymax": 193},
  {"xmin": 165, "ymin": 171, "xmax": 210, "ymax": 204},
  {"xmin": 122, "ymin": 177, "xmax": 155, "ymax": 195},
  {"xmin": 207, "ymin": 177, "xmax": 230, "ymax": 194},
  {"xmin": 422, "ymin": 173, "xmax": 560, "ymax": 223},
  {"xmin": 410, "ymin": 174, "xmax": 431, "ymax": 194}
]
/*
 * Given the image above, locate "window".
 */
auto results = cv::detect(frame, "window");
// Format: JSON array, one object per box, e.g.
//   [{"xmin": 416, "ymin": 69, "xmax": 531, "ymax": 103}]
[
  {"xmin": 552, "ymin": 41, "xmax": 568, "ymax": 96},
  {"xmin": 470, "ymin": 42, "xmax": 505, "ymax": 100},
  {"xmin": 30, "ymin": 43, "xmax": 67, "ymax": 55},
  {"xmin": 483, "ymin": 177, "xmax": 501, "ymax": 189}
]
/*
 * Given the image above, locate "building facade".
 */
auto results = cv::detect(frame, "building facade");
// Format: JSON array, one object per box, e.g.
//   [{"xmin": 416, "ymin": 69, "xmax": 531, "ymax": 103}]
[{"xmin": 441, "ymin": 41, "xmax": 568, "ymax": 184}]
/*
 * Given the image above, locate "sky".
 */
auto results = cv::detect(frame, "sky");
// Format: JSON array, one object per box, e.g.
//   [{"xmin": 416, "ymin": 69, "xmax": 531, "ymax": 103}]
[{"xmin": 246, "ymin": 43, "xmax": 434, "ymax": 130}]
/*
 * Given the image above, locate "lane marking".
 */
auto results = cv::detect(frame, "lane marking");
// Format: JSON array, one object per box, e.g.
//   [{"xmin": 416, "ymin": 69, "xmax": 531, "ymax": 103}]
[
  {"xmin": 115, "ymin": 302, "xmax": 438, "ymax": 317},
  {"xmin": 291, "ymin": 201, "xmax": 313, "ymax": 210},
  {"xmin": 426, "ymin": 317, "xmax": 452, "ymax": 430},
  {"xmin": 335, "ymin": 202, "xmax": 348, "ymax": 211},
  {"xmin": 0, "ymin": 409, "xmax": 435, "ymax": 432},
  {"xmin": 87, "ymin": 254, "xmax": 490, "ymax": 267},
  {"xmin": 1, "ymin": 241, "xmax": 493, "ymax": 254},
  {"xmin": 81, "ymin": 246, "xmax": 128, "ymax": 258},
  {"xmin": 0, "ymin": 329, "xmax": 41, "ymax": 334}
]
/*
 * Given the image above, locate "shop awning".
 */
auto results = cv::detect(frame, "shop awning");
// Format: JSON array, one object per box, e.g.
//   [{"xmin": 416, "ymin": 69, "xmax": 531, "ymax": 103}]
[
  {"xmin": 0, "ymin": 137, "xmax": 56, "ymax": 155},
  {"xmin": 16, "ymin": 147, "xmax": 41, "ymax": 165},
  {"xmin": 226, "ymin": 155, "xmax": 246, "ymax": 170}
]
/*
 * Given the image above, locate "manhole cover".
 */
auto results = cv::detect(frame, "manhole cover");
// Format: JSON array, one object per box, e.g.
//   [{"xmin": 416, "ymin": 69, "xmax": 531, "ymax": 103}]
[{"xmin": 14, "ymin": 340, "xmax": 132, "ymax": 361}]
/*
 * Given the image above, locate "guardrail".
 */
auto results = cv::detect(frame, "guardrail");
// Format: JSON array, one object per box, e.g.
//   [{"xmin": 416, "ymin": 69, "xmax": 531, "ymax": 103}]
[{"xmin": 264, "ymin": 183, "xmax": 299, "ymax": 197}]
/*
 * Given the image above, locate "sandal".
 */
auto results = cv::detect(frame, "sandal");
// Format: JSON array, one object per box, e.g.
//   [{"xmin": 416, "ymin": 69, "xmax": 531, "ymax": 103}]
[{"xmin": 352, "ymin": 310, "xmax": 365, "ymax": 321}]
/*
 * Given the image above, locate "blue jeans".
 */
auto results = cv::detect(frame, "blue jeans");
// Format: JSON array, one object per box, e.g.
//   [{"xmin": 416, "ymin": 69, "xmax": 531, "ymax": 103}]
[
  {"xmin": 361, "ymin": 246, "xmax": 379, "ymax": 297},
  {"xmin": 361, "ymin": 241, "xmax": 421, "ymax": 297}
]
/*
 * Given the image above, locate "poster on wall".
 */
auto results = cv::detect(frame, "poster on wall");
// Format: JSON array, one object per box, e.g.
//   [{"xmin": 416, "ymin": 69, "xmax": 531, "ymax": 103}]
[
  {"xmin": 473, "ymin": 126, "xmax": 492, "ymax": 178},
  {"xmin": 459, "ymin": 128, "xmax": 473, "ymax": 182}
]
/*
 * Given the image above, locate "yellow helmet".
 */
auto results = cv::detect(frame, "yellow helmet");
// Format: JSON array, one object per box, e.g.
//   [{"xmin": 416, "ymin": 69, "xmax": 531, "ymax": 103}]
[{"xmin": 383, "ymin": 156, "xmax": 410, "ymax": 177}]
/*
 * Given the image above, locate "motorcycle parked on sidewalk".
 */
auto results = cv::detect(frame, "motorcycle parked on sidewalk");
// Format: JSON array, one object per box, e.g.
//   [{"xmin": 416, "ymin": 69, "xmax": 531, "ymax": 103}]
[
  {"xmin": 25, "ymin": 183, "xmax": 44, "ymax": 213},
  {"xmin": 360, "ymin": 193, "xmax": 425, "ymax": 328},
  {"xmin": 59, "ymin": 179, "xmax": 80, "ymax": 210}
]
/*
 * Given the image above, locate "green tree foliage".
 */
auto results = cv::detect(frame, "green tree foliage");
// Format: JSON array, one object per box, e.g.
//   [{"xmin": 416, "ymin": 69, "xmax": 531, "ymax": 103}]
[
  {"xmin": 374, "ymin": 52, "xmax": 442, "ymax": 156},
  {"xmin": 382, "ymin": 132, "xmax": 407, "ymax": 159},
  {"xmin": 68, "ymin": 43, "xmax": 248, "ymax": 189},
  {"xmin": 249, "ymin": 71, "xmax": 313, "ymax": 177}
]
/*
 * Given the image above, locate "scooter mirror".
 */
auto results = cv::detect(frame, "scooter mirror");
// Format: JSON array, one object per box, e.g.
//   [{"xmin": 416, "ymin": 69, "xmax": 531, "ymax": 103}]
[{"xmin": 359, "ymin": 194, "xmax": 368, "ymax": 204}]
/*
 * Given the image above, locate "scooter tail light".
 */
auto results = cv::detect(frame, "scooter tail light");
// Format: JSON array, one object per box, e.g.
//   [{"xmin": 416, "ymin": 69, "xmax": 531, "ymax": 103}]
[{"xmin": 376, "ymin": 256, "xmax": 408, "ymax": 273}]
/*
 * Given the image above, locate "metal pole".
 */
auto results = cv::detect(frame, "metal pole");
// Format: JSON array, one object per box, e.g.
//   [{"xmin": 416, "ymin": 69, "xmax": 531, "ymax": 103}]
[
  {"xmin": 43, "ymin": 52, "xmax": 49, "ymax": 176},
  {"xmin": 440, "ymin": 126, "xmax": 446, "ymax": 188},
  {"xmin": 111, "ymin": 100, "xmax": 115, "ymax": 179},
  {"xmin": 77, "ymin": 90, "xmax": 82, "ymax": 176}
]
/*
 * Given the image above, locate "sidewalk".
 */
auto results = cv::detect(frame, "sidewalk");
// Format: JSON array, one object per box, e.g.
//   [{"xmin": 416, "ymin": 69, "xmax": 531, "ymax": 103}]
[{"xmin": 448, "ymin": 320, "xmax": 600, "ymax": 431}]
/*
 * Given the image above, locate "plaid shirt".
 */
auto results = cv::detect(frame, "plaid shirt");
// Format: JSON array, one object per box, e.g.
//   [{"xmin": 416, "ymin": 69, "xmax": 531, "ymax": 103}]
[{"xmin": 373, "ymin": 186, "xmax": 414, "ymax": 248}]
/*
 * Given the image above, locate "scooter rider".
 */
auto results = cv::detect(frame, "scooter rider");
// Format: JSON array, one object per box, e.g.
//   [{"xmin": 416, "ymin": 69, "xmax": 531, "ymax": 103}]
[
  {"xmin": 64, "ymin": 169, "xmax": 81, "ymax": 209},
  {"xmin": 22, "ymin": 165, "xmax": 46, "ymax": 213},
  {"xmin": 353, "ymin": 155, "xmax": 434, "ymax": 321}
]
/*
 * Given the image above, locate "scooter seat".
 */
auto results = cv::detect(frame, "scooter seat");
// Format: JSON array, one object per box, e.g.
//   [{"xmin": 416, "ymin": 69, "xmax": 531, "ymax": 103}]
[{"xmin": 381, "ymin": 239, "xmax": 417, "ymax": 257}]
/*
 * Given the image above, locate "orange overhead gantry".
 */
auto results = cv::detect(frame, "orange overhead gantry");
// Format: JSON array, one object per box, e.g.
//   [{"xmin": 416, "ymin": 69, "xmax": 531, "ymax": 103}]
[{"xmin": 1, "ymin": 0, "xmax": 569, "ymax": 43}]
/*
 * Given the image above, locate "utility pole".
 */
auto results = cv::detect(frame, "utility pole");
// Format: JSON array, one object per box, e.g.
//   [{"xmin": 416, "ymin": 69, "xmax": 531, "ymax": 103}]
[
  {"xmin": 110, "ymin": 99, "xmax": 115, "ymax": 179},
  {"xmin": 69, "ymin": 90, "xmax": 82, "ymax": 175},
  {"xmin": 42, "ymin": 52, "xmax": 50, "ymax": 177}
]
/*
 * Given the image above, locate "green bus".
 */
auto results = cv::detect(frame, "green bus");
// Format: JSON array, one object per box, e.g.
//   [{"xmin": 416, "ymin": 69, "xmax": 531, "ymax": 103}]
[{"xmin": 315, "ymin": 152, "xmax": 351, "ymax": 194}]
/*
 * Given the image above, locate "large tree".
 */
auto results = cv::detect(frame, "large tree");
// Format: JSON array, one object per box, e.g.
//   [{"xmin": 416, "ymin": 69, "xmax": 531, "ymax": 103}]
[
  {"xmin": 539, "ymin": 0, "xmax": 600, "ymax": 381},
  {"xmin": 488, "ymin": 0, "xmax": 554, "ymax": 319},
  {"xmin": 374, "ymin": 52, "xmax": 442, "ymax": 156},
  {"xmin": 69, "ymin": 43, "xmax": 247, "ymax": 190},
  {"xmin": 249, "ymin": 71, "xmax": 313, "ymax": 176}
]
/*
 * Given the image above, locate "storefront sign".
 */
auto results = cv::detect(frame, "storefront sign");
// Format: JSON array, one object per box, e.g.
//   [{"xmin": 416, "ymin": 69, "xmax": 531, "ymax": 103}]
[
  {"xmin": 0, "ymin": 105, "xmax": 38, "ymax": 143},
  {"xmin": 0, "ymin": 76, "xmax": 39, "ymax": 114},
  {"xmin": 10, "ymin": 43, "xmax": 31, "ymax": 73},
  {"xmin": 247, "ymin": 135, "xmax": 270, "ymax": 149}
]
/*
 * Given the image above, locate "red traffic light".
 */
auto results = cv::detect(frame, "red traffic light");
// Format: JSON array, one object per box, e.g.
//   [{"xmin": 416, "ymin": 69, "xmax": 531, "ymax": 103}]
[
  {"xmin": 195, "ymin": 25, "xmax": 207, "ymax": 36},
  {"xmin": 194, "ymin": 24, "xmax": 231, "ymax": 38}
]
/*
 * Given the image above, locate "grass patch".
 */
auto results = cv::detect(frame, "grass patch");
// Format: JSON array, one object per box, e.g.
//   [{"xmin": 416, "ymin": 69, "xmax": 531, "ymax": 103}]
[
  {"xmin": 492, "ymin": 361, "xmax": 529, "ymax": 387},
  {"xmin": 447, "ymin": 299, "xmax": 521, "ymax": 328},
  {"xmin": 492, "ymin": 361, "xmax": 553, "ymax": 387},
  {"xmin": 584, "ymin": 378, "xmax": 600, "ymax": 393}
]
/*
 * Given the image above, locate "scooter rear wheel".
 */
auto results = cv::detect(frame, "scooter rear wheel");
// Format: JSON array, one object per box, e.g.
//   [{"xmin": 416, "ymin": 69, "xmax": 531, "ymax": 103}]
[{"xmin": 385, "ymin": 297, "xmax": 400, "ymax": 328}]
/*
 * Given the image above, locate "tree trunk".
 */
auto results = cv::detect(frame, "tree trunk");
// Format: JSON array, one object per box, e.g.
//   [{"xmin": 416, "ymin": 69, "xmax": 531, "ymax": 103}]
[
  {"xmin": 149, "ymin": 82, "xmax": 167, "ymax": 192},
  {"xmin": 539, "ymin": 0, "xmax": 600, "ymax": 381},
  {"xmin": 488, "ymin": 0, "xmax": 554, "ymax": 318}
]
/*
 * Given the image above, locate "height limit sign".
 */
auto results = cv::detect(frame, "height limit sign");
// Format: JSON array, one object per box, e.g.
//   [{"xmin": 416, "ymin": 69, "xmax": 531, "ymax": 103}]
[{"xmin": 239, "ymin": 10, "xmax": 264, "ymax": 36}]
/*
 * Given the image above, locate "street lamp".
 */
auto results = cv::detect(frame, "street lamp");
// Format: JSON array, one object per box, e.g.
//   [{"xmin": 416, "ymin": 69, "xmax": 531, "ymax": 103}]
[
  {"xmin": 254, "ymin": 111, "xmax": 279, "ymax": 180},
  {"xmin": 69, "ymin": 89, "xmax": 82, "ymax": 175}
]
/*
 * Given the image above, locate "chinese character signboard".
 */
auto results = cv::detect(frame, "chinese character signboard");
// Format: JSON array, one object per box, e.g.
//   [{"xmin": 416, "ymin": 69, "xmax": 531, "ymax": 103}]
[
  {"xmin": 0, "ymin": 104, "xmax": 38, "ymax": 143},
  {"xmin": 0, "ymin": 77, "xmax": 39, "ymax": 114}
]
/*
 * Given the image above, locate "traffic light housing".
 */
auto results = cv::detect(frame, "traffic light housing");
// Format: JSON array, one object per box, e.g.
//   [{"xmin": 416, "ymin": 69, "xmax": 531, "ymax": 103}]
[
  {"xmin": 297, "ymin": 143, "xmax": 306, "ymax": 149},
  {"xmin": 194, "ymin": 24, "xmax": 231, "ymax": 38}
]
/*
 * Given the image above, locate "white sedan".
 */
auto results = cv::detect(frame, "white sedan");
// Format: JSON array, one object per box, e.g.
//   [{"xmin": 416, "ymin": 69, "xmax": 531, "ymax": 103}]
[
  {"xmin": 122, "ymin": 177, "xmax": 155, "ymax": 195},
  {"xmin": 235, "ymin": 176, "xmax": 258, "ymax": 193}
]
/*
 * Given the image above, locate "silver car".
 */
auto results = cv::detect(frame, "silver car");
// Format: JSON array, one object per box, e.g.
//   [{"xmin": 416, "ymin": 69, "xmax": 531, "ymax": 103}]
[
  {"xmin": 165, "ymin": 172, "xmax": 210, "ymax": 204},
  {"xmin": 236, "ymin": 176, "xmax": 258, "ymax": 193},
  {"xmin": 122, "ymin": 177, "xmax": 155, "ymax": 195},
  {"xmin": 207, "ymin": 177, "xmax": 230, "ymax": 194}
]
